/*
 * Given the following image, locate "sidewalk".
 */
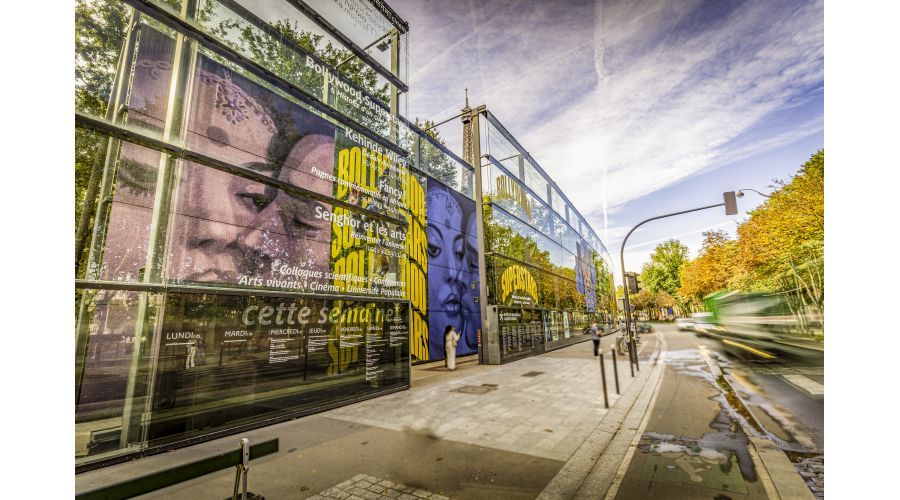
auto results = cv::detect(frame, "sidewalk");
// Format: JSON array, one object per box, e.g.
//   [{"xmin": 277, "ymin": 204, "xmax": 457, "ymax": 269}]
[{"xmin": 75, "ymin": 332, "xmax": 660, "ymax": 499}]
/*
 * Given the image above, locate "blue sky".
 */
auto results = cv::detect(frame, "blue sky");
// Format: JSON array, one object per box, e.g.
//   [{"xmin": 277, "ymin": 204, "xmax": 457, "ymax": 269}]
[{"xmin": 391, "ymin": 0, "xmax": 824, "ymax": 283}]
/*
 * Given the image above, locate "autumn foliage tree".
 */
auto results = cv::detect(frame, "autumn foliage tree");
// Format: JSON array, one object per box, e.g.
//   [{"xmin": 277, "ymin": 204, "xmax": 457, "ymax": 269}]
[
  {"xmin": 679, "ymin": 230, "xmax": 738, "ymax": 307},
  {"xmin": 678, "ymin": 150, "xmax": 824, "ymax": 328}
]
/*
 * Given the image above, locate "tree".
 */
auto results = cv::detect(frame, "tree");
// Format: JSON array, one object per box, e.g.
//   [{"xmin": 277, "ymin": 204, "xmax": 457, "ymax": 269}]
[
  {"xmin": 679, "ymin": 230, "xmax": 738, "ymax": 306},
  {"xmin": 734, "ymin": 150, "xmax": 824, "ymax": 332},
  {"xmin": 414, "ymin": 118, "xmax": 459, "ymax": 188},
  {"xmin": 735, "ymin": 150, "xmax": 824, "ymax": 295},
  {"xmin": 639, "ymin": 240, "xmax": 689, "ymax": 296},
  {"xmin": 629, "ymin": 289, "xmax": 656, "ymax": 320}
]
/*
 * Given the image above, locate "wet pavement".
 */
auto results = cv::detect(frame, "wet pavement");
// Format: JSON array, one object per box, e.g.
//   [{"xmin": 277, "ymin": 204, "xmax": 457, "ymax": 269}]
[
  {"xmin": 75, "ymin": 325, "xmax": 821, "ymax": 499},
  {"xmin": 697, "ymin": 333, "xmax": 824, "ymax": 498},
  {"xmin": 611, "ymin": 324, "xmax": 819, "ymax": 499}
]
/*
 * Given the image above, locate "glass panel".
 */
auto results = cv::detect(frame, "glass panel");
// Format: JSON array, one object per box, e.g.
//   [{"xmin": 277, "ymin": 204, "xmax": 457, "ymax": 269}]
[
  {"xmin": 419, "ymin": 135, "xmax": 466, "ymax": 190},
  {"xmin": 425, "ymin": 180, "xmax": 481, "ymax": 360},
  {"xmin": 75, "ymin": 289, "xmax": 162, "ymax": 462},
  {"xmin": 76, "ymin": 1, "xmax": 133, "ymax": 121},
  {"xmin": 145, "ymin": 292, "xmax": 409, "ymax": 446},
  {"xmin": 498, "ymin": 308, "xmax": 544, "ymax": 361},
  {"xmin": 165, "ymin": 162, "xmax": 407, "ymax": 298},
  {"xmin": 485, "ymin": 124, "xmax": 520, "ymax": 177},
  {"xmin": 523, "ymin": 159, "xmax": 547, "ymax": 203},
  {"xmin": 139, "ymin": 0, "xmax": 408, "ymax": 147},
  {"xmin": 550, "ymin": 187, "xmax": 565, "ymax": 216},
  {"xmin": 305, "ymin": 0, "xmax": 405, "ymax": 81}
]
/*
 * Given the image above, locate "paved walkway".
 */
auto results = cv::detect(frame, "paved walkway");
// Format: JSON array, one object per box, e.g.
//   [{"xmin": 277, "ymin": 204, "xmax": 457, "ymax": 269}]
[
  {"xmin": 329, "ymin": 336, "xmax": 650, "ymax": 462},
  {"xmin": 76, "ymin": 333, "xmax": 659, "ymax": 499}
]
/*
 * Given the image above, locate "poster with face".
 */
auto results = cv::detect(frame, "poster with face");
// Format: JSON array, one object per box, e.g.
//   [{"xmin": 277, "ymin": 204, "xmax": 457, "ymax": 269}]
[
  {"xmin": 165, "ymin": 54, "xmax": 337, "ymax": 290},
  {"xmin": 575, "ymin": 241, "xmax": 598, "ymax": 312},
  {"xmin": 426, "ymin": 180, "xmax": 481, "ymax": 359}
]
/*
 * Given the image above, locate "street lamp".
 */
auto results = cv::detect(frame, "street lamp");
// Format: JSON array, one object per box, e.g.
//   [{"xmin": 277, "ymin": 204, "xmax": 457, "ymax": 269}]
[
  {"xmin": 619, "ymin": 191, "xmax": 738, "ymax": 374},
  {"xmin": 736, "ymin": 188, "xmax": 771, "ymax": 198}
]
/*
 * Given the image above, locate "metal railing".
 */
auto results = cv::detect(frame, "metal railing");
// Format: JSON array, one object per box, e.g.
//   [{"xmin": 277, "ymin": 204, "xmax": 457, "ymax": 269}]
[{"xmin": 76, "ymin": 438, "xmax": 279, "ymax": 500}]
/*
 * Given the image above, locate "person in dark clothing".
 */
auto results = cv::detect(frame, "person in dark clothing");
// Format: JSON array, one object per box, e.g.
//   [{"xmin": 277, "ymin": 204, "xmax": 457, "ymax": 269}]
[{"xmin": 590, "ymin": 323, "xmax": 601, "ymax": 356}]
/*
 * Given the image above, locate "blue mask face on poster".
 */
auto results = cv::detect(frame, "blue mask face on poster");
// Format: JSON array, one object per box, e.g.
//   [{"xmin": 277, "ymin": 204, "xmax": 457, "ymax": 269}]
[{"xmin": 426, "ymin": 182, "xmax": 481, "ymax": 359}]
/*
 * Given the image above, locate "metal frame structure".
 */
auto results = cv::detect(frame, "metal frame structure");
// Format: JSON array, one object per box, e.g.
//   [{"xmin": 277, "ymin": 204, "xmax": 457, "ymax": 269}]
[
  {"xmin": 463, "ymin": 105, "xmax": 618, "ymax": 365},
  {"xmin": 75, "ymin": 0, "xmax": 421, "ymax": 470}
]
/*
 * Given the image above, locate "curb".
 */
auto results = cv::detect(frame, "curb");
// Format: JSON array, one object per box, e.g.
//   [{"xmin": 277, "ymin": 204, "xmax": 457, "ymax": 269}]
[{"xmin": 537, "ymin": 333, "xmax": 663, "ymax": 500}]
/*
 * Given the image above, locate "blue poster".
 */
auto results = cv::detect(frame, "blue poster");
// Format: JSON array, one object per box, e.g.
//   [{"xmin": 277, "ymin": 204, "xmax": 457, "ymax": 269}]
[{"xmin": 426, "ymin": 180, "xmax": 482, "ymax": 359}]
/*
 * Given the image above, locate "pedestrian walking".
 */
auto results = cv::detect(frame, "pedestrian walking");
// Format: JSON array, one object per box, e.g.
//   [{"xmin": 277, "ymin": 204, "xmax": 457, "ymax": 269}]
[
  {"xmin": 185, "ymin": 339, "xmax": 197, "ymax": 369},
  {"xmin": 590, "ymin": 322, "xmax": 601, "ymax": 356},
  {"xmin": 444, "ymin": 325, "xmax": 461, "ymax": 370},
  {"xmin": 196, "ymin": 338, "xmax": 206, "ymax": 366}
]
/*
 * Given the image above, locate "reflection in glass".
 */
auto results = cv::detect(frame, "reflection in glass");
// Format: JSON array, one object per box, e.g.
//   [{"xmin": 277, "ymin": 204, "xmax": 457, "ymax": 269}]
[{"xmin": 75, "ymin": 289, "xmax": 160, "ymax": 460}]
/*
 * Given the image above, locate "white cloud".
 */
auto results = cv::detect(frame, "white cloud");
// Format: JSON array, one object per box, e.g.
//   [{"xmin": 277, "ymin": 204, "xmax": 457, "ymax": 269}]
[
  {"xmin": 396, "ymin": 0, "xmax": 823, "ymax": 261},
  {"xmin": 518, "ymin": 0, "xmax": 823, "ymax": 236}
]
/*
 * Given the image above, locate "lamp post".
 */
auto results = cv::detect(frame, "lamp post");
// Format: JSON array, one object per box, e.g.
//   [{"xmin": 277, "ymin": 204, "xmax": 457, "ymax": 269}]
[
  {"xmin": 736, "ymin": 188, "xmax": 771, "ymax": 198},
  {"xmin": 619, "ymin": 192, "xmax": 738, "ymax": 372}
]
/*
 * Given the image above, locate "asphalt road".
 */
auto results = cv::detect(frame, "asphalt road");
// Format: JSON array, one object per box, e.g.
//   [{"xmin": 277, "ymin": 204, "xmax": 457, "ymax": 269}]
[
  {"xmin": 612, "ymin": 323, "xmax": 824, "ymax": 499},
  {"xmin": 692, "ymin": 325, "xmax": 824, "ymax": 498},
  {"xmin": 692, "ymin": 331, "xmax": 824, "ymax": 454}
]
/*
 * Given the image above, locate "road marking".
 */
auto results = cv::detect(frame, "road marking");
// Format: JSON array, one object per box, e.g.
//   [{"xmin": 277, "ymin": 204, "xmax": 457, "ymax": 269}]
[{"xmin": 783, "ymin": 374, "xmax": 824, "ymax": 396}]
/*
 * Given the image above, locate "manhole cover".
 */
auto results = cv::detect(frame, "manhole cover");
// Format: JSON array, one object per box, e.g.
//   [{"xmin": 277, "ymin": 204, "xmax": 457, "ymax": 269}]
[
  {"xmin": 451, "ymin": 385, "xmax": 497, "ymax": 395},
  {"xmin": 521, "ymin": 371, "xmax": 544, "ymax": 377}
]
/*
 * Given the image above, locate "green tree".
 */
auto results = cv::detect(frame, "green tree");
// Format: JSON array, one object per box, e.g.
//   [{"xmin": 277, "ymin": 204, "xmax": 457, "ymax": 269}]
[
  {"xmin": 630, "ymin": 289, "xmax": 656, "ymax": 320},
  {"xmin": 639, "ymin": 239, "xmax": 688, "ymax": 296},
  {"xmin": 735, "ymin": 150, "xmax": 824, "ymax": 295},
  {"xmin": 414, "ymin": 118, "xmax": 458, "ymax": 188},
  {"xmin": 734, "ymin": 150, "xmax": 824, "ymax": 332}
]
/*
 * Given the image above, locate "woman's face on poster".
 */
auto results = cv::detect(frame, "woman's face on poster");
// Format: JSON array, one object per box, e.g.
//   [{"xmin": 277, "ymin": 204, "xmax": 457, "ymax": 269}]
[
  {"xmin": 167, "ymin": 73, "xmax": 335, "ymax": 287},
  {"xmin": 427, "ymin": 190, "xmax": 467, "ymax": 314}
]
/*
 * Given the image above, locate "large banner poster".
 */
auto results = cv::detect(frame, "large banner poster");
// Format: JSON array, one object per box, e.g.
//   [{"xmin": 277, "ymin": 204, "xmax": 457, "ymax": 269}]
[
  {"xmin": 425, "ymin": 180, "xmax": 482, "ymax": 360},
  {"xmin": 575, "ymin": 242, "xmax": 598, "ymax": 312},
  {"xmin": 167, "ymin": 55, "xmax": 408, "ymax": 299}
]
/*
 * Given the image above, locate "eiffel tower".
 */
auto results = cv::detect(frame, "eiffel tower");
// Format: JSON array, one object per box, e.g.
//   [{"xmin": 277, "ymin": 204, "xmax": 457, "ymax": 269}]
[{"xmin": 461, "ymin": 88, "xmax": 474, "ymax": 167}]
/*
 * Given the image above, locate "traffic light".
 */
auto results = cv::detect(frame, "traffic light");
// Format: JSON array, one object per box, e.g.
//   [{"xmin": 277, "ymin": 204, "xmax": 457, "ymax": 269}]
[
  {"xmin": 625, "ymin": 272, "xmax": 640, "ymax": 294},
  {"xmin": 724, "ymin": 191, "xmax": 738, "ymax": 215}
]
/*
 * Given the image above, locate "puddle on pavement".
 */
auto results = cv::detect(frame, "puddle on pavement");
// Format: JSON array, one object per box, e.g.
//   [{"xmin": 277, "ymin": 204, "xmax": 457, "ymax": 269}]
[
  {"xmin": 748, "ymin": 404, "xmax": 794, "ymax": 443},
  {"xmin": 721, "ymin": 370, "xmax": 819, "ymax": 452},
  {"xmin": 715, "ymin": 375, "xmax": 763, "ymax": 434},
  {"xmin": 639, "ymin": 423, "xmax": 754, "ymax": 493},
  {"xmin": 661, "ymin": 349, "xmax": 717, "ymax": 381}
]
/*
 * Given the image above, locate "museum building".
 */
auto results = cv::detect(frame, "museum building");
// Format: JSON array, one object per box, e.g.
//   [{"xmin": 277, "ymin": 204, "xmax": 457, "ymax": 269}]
[{"xmin": 74, "ymin": 0, "xmax": 617, "ymax": 469}]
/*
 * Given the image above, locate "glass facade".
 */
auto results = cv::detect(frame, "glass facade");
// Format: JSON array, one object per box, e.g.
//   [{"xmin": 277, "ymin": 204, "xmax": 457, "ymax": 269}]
[
  {"xmin": 480, "ymin": 111, "xmax": 617, "ymax": 362},
  {"xmin": 75, "ymin": 0, "xmax": 423, "ymax": 468},
  {"xmin": 75, "ymin": 0, "xmax": 612, "ymax": 468}
]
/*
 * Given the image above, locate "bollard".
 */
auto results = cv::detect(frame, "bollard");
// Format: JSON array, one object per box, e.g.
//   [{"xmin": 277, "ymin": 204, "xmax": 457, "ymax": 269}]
[
  {"xmin": 611, "ymin": 349, "xmax": 620, "ymax": 395},
  {"xmin": 632, "ymin": 330, "xmax": 640, "ymax": 372},
  {"xmin": 627, "ymin": 341, "xmax": 635, "ymax": 377},
  {"xmin": 232, "ymin": 438, "xmax": 251, "ymax": 500},
  {"xmin": 599, "ymin": 350, "xmax": 609, "ymax": 409}
]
